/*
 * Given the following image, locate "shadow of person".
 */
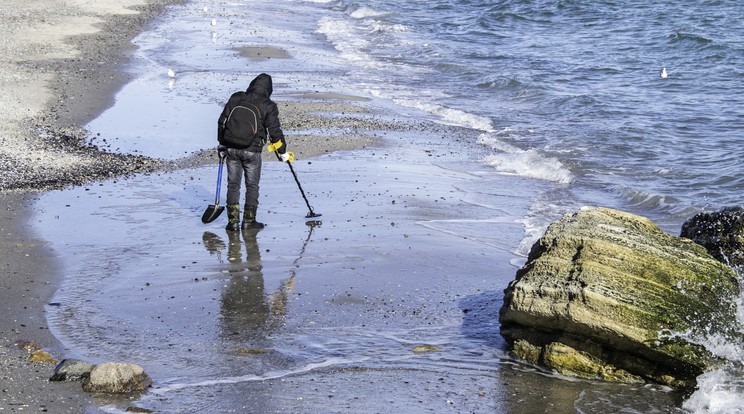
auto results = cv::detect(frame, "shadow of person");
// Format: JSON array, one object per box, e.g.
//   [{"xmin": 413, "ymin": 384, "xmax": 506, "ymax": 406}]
[{"xmin": 201, "ymin": 229, "xmax": 294, "ymax": 344}]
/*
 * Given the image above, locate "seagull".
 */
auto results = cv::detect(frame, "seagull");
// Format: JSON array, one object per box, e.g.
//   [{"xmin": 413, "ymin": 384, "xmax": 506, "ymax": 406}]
[
  {"xmin": 211, "ymin": 18, "xmax": 217, "ymax": 27},
  {"xmin": 167, "ymin": 69, "xmax": 176, "ymax": 78},
  {"xmin": 660, "ymin": 67, "xmax": 668, "ymax": 78},
  {"xmin": 203, "ymin": 6, "xmax": 208, "ymax": 13}
]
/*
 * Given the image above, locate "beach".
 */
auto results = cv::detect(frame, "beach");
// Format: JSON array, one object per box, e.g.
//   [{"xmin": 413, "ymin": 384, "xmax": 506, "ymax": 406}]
[{"xmin": 3, "ymin": 0, "xmax": 741, "ymax": 412}]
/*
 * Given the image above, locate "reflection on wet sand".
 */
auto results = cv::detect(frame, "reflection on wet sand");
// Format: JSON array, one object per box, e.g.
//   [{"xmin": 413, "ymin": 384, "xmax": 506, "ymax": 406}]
[{"xmin": 202, "ymin": 229, "xmax": 294, "ymax": 343}]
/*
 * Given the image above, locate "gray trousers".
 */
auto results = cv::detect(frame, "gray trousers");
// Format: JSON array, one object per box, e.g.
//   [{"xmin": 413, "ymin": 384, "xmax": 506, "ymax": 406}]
[{"xmin": 225, "ymin": 148, "xmax": 262, "ymax": 206}]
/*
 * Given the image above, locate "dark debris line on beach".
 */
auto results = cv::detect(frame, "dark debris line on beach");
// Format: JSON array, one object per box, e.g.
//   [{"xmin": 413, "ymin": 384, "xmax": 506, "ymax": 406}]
[{"xmin": 0, "ymin": 124, "xmax": 165, "ymax": 192}]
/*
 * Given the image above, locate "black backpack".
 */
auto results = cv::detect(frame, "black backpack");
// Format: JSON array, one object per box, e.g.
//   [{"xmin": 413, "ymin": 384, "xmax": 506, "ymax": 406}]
[{"xmin": 221, "ymin": 94, "xmax": 263, "ymax": 148}]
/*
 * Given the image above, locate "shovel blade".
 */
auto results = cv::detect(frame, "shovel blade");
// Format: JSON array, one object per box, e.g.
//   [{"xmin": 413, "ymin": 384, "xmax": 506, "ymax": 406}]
[{"xmin": 201, "ymin": 204, "xmax": 225, "ymax": 224}]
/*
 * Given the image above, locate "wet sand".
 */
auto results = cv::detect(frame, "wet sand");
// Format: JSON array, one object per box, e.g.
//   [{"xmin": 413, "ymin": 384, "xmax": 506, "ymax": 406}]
[{"xmin": 238, "ymin": 46, "xmax": 290, "ymax": 60}]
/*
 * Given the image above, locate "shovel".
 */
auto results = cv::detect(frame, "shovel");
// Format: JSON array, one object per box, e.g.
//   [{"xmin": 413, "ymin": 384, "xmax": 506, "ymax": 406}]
[{"xmin": 201, "ymin": 153, "xmax": 226, "ymax": 224}]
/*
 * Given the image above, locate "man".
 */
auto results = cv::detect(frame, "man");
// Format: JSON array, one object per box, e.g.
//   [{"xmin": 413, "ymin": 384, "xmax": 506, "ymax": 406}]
[{"xmin": 217, "ymin": 73, "xmax": 289, "ymax": 231}]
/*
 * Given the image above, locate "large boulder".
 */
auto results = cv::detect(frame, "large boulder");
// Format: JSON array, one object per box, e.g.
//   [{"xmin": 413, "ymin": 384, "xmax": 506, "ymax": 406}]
[
  {"xmin": 499, "ymin": 207, "xmax": 740, "ymax": 389},
  {"xmin": 82, "ymin": 362, "xmax": 152, "ymax": 394},
  {"xmin": 681, "ymin": 206, "xmax": 744, "ymax": 271}
]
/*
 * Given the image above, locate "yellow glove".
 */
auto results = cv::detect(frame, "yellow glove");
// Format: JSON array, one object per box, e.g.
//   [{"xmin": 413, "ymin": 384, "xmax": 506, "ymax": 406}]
[
  {"xmin": 268, "ymin": 139, "xmax": 294, "ymax": 163},
  {"xmin": 267, "ymin": 139, "xmax": 284, "ymax": 153}
]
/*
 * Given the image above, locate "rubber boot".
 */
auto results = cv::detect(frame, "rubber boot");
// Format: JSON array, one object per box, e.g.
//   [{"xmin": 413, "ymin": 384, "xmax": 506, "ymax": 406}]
[
  {"xmin": 242, "ymin": 205, "xmax": 265, "ymax": 230},
  {"xmin": 225, "ymin": 204, "xmax": 241, "ymax": 231}
]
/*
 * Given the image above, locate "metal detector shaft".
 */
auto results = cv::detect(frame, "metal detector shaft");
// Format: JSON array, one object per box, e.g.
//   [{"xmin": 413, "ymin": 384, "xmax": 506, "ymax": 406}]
[
  {"xmin": 276, "ymin": 153, "xmax": 320, "ymax": 218},
  {"xmin": 287, "ymin": 161, "xmax": 320, "ymax": 217}
]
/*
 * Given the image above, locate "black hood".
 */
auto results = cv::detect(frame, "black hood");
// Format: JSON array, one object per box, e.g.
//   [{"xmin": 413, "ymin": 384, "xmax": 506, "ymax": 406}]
[{"xmin": 246, "ymin": 73, "xmax": 273, "ymax": 98}]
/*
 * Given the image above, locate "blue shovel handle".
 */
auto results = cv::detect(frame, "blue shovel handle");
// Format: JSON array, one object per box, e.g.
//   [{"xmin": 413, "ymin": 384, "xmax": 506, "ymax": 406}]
[{"xmin": 215, "ymin": 153, "xmax": 225, "ymax": 205}]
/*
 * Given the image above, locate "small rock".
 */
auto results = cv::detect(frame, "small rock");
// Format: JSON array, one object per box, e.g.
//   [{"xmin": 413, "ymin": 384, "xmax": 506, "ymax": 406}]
[
  {"xmin": 50, "ymin": 359, "xmax": 97, "ymax": 382},
  {"xmin": 14, "ymin": 339, "xmax": 41, "ymax": 352},
  {"xmin": 126, "ymin": 407, "xmax": 154, "ymax": 413},
  {"xmin": 234, "ymin": 348, "xmax": 269, "ymax": 355},
  {"xmin": 28, "ymin": 350, "xmax": 58, "ymax": 364},
  {"xmin": 411, "ymin": 344, "xmax": 441, "ymax": 353},
  {"xmin": 82, "ymin": 362, "xmax": 152, "ymax": 394}
]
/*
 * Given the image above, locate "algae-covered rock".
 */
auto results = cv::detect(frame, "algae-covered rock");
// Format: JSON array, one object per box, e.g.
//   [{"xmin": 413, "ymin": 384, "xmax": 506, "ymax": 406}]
[
  {"xmin": 499, "ymin": 207, "xmax": 740, "ymax": 389},
  {"xmin": 411, "ymin": 344, "xmax": 441, "ymax": 353},
  {"xmin": 541, "ymin": 342, "xmax": 643, "ymax": 384},
  {"xmin": 28, "ymin": 349, "xmax": 58, "ymax": 364}
]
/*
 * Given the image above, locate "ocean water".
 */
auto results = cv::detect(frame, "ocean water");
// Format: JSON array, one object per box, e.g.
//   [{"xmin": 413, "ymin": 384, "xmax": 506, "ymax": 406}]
[
  {"xmin": 40, "ymin": 0, "xmax": 744, "ymax": 412},
  {"xmin": 314, "ymin": 0, "xmax": 744, "ymax": 228}
]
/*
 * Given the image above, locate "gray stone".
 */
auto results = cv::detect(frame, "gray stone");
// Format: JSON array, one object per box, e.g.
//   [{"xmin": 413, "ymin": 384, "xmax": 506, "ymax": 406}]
[
  {"xmin": 50, "ymin": 359, "xmax": 97, "ymax": 382},
  {"xmin": 81, "ymin": 362, "xmax": 152, "ymax": 394},
  {"xmin": 499, "ymin": 207, "xmax": 740, "ymax": 389},
  {"xmin": 681, "ymin": 206, "xmax": 744, "ymax": 270}
]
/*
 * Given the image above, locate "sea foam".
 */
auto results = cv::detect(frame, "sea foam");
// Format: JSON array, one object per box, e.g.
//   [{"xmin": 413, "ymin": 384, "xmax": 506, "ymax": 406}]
[
  {"xmin": 477, "ymin": 133, "xmax": 574, "ymax": 184},
  {"xmin": 350, "ymin": 6, "xmax": 386, "ymax": 19}
]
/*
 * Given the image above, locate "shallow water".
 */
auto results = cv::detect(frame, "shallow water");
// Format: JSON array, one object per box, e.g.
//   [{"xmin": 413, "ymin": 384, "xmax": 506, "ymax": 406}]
[
  {"xmin": 34, "ymin": 0, "xmax": 744, "ymax": 411},
  {"xmin": 38, "ymin": 144, "xmax": 681, "ymax": 412}
]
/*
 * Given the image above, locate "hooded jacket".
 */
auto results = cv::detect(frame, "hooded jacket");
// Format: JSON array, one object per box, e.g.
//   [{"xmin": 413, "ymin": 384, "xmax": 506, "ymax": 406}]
[{"xmin": 218, "ymin": 73, "xmax": 285, "ymax": 152}]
